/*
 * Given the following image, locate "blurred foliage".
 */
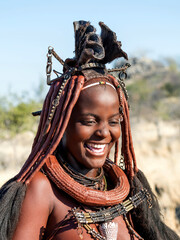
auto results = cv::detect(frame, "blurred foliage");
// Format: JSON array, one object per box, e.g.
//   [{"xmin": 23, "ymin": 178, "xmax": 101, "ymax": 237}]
[
  {"xmin": 0, "ymin": 100, "xmax": 42, "ymax": 136},
  {"xmin": 165, "ymin": 57, "xmax": 179, "ymax": 72},
  {"xmin": 120, "ymin": 58, "xmax": 180, "ymax": 121},
  {"xmin": 0, "ymin": 79, "xmax": 46, "ymax": 138}
]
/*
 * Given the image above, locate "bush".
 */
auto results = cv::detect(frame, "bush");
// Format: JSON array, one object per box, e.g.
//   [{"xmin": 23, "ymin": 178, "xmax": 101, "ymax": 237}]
[{"xmin": 0, "ymin": 100, "xmax": 42, "ymax": 137}]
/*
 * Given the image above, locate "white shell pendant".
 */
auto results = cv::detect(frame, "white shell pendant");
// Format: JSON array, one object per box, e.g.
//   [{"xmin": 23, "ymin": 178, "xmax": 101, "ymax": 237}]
[{"xmin": 99, "ymin": 221, "xmax": 118, "ymax": 240}]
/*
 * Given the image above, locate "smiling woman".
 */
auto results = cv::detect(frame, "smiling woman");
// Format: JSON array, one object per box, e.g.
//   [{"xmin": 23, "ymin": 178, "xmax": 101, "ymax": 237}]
[
  {"xmin": 64, "ymin": 83, "xmax": 121, "ymax": 172},
  {"xmin": 0, "ymin": 20, "xmax": 180, "ymax": 240}
]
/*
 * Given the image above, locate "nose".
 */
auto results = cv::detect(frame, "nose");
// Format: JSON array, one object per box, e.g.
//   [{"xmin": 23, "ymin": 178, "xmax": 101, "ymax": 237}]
[{"xmin": 95, "ymin": 123, "xmax": 110, "ymax": 138}]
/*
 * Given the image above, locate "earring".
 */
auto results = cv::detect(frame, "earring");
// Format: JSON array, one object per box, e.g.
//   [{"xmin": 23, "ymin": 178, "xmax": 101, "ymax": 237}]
[{"xmin": 119, "ymin": 155, "xmax": 125, "ymax": 170}]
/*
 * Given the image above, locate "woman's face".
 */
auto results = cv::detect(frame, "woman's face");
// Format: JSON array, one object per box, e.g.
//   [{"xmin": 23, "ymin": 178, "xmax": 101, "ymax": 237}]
[{"xmin": 64, "ymin": 84, "xmax": 121, "ymax": 170}]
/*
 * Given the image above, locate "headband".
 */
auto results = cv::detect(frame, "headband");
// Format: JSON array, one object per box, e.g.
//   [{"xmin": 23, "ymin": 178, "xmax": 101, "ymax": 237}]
[{"xmin": 82, "ymin": 81, "xmax": 116, "ymax": 91}]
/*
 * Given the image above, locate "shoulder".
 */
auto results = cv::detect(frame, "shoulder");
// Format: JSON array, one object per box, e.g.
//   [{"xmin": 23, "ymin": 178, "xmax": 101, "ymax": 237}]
[
  {"xmin": 12, "ymin": 172, "xmax": 54, "ymax": 239},
  {"xmin": 25, "ymin": 171, "xmax": 54, "ymax": 212},
  {"xmin": 27, "ymin": 171, "xmax": 52, "ymax": 193}
]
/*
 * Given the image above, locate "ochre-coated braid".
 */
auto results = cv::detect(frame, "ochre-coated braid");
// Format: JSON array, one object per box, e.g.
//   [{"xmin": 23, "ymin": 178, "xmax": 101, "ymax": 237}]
[
  {"xmin": 17, "ymin": 76, "xmax": 84, "ymax": 183},
  {"xmin": 16, "ymin": 80, "xmax": 70, "ymax": 182},
  {"xmin": 32, "ymin": 83, "xmax": 61, "ymax": 151},
  {"xmin": 16, "ymin": 78, "xmax": 72, "ymax": 182},
  {"xmin": 32, "ymin": 83, "xmax": 55, "ymax": 148},
  {"xmin": 121, "ymin": 91, "xmax": 137, "ymax": 175},
  {"xmin": 123, "ymin": 94, "xmax": 138, "ymax": 173},
  {"xmin": 121, "ymin": 92, "xmax": 134, "ymax": 177},
  {"xmin": 116, "ymin": 75, "xmax": 137, "ymax": 177},
  {"xmin": 21, "ymin": 78, "xmax": 77, "ymax": 183},
  {"xmin": 48, "ymin": 76, "xmax": 84, "ymax": 154},
  {"xmin": 122, "ymin": 97, "xmax": 133, "ymax": 177},
  {"xmin": 40, "ymin": 80, "xmax": 71, "ymax": 146},
  {"xmin": 26, "ymin": 81, "xmax": 63, "ymax": 162},
  {"xmin": 44, "ymin": 75, "xmax": 71, "ymax": 134},
  {"xmin": 114, "ymin": 139, "xmax": 119, "ymax": 165},
  {"xmin": 42, "ymin": 77, "xmax": 69, "ymax": 135},
  {"xmin": 109, "ymin": 75, "xmax": 137, "ymax": 178},
  {"xmin": 31, "ymin": 77, "xmax": 84, "ymax": 182}
]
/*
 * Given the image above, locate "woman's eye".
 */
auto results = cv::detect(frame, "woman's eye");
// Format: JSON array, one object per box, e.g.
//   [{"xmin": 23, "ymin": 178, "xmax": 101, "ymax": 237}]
[
  {"xmin": 81, "ymin": 120, "xmax": 96, "ymax": 125},
  {"xmin": 109, "ymin": 120, "xmax": 120, "ymax": 126}
]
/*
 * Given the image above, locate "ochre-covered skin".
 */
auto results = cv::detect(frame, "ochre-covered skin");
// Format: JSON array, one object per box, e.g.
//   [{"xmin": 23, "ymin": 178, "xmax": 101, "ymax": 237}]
[
  {"xmin": 13, "ymin": 84, "xmax": 140, "ymax": 239},
  {"xmin": 13, "ymin": 172, "xmax": 140, "ymax": 240}
]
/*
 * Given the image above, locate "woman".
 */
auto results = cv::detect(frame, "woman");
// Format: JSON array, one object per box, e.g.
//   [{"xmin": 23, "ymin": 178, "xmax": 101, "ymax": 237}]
[{"xmin": 0, "ymin": 21, "xmax": 179, "ymax": 240}]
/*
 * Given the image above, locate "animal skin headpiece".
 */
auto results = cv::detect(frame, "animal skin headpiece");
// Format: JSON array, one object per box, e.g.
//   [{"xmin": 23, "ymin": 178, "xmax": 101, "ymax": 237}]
[{"xmin": 16, "ymin": 20, "xmax": 138, "ymax": 187}]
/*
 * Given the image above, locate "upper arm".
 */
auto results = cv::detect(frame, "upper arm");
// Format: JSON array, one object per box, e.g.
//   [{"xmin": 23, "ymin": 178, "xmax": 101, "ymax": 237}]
[{"xmin": 12, "ymin": 172, "xmax": 53, "ymax": 240}]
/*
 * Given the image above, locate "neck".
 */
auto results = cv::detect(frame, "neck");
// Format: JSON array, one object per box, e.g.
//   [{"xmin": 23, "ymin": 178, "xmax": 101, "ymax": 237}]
[
  {"xmin": 56, "ymin": 147, "xmax": 106, "ymax": 191},
  {"xmin": 57, "ymin": 145, "xmax": 100, "ymax": 178}
]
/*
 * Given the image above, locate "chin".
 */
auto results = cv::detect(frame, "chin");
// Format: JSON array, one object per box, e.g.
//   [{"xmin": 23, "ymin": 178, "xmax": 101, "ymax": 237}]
[{"xmin": 85, "ymin": 157, "xmax": 107, "ymax": 169}]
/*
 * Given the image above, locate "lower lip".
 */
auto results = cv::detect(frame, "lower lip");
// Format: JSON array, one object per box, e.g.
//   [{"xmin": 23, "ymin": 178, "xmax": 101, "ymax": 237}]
[{"xmin": 84, "ymin": 144, "xmax": 107, "ymax": 156}]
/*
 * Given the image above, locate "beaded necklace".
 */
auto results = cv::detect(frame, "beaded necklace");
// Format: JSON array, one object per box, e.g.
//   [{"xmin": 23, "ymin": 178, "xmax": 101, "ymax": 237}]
[{"xmin": 56, "ymin": 151, "xmax": 107, "ymax": 191}]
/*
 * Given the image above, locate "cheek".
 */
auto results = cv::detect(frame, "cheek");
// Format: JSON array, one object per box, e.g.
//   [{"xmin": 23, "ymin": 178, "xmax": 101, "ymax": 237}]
[
  {"xmin": 112, "ymin": 126, "xmax": 121, "ymax": 141},
  {"xmin": 66, "ymin": 124, "xmax": 92, "ymax": 142}
]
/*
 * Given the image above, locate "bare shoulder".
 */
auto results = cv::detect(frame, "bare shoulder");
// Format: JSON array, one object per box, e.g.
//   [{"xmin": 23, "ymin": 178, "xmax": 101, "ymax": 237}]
[
  {"xmin": 27, "ymin": 171, "xmax": 52, "ymax": 195},
  {"xmin": 12, "ymin": 172, "xmax": 54, "ymax": 240}
]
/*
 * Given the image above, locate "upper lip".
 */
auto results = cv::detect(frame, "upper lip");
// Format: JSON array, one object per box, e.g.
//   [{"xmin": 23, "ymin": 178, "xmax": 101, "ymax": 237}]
[{"xmin": 85, "ymin": 142, "xmax": 109, "ymax": 146}]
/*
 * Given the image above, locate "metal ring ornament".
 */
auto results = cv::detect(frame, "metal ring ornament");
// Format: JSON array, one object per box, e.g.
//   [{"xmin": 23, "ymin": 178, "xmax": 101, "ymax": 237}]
[
  {"xmin": 48, "ymin": 46, "xmax": 54, "ymax": 54},
  {"xmin": 119, "ymin": 71, "xmax": 127, "ymax": 80},
  {"xmin": 46, "ymin": 64, "xmax": 52, "ymax": 75}
]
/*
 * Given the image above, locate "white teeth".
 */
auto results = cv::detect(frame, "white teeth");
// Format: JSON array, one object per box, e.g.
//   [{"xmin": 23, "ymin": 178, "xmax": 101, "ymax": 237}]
[
  {"xmin": 88, "ymin": 143, "xmax": 106, "ymax": 149},
  {"xmin": 85, "ymin": 143, "xmax": 107, "ymax": 155}
]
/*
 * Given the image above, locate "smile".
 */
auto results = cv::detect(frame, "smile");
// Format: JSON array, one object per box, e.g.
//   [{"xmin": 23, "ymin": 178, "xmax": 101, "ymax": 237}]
[{"xmin": 84, "ymin": 143, "xmax": 107, "ymax": 156}]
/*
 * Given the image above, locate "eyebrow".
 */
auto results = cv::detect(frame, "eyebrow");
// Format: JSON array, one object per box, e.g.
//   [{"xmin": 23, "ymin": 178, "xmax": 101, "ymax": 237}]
[{"xmin": 80, "ymin": 113, "xmax": 120, "ymax": 118}]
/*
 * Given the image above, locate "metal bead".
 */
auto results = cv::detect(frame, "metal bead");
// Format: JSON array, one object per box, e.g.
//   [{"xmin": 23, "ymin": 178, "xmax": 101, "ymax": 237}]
[
  {"xmin": 64, "ymin": 74, "xmax": 68, "ymax": 79},
  {"xmin": 52, "ymin": 99, "xmax": 59, "ymax": 106}
]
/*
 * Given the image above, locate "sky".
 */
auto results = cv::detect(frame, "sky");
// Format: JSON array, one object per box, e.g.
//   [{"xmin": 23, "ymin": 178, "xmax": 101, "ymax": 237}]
[{"xmin": 0, "ymin": 0, "xmax": 180, "ymax": 98}]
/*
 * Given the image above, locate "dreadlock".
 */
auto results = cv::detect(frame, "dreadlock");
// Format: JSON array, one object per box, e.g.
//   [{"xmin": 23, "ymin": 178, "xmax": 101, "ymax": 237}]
[
  {"xmin": 0, "ymin": 178, "xmax": 26, "ymax": 240},
  {"xmin": 110, "ymin": 75, "xmax": 138, "ymax": 177},
  {"xmin": 16, "ymin": 75, "xmax": 84, "ymax": 183},
  {"xmin": 131, "ymin": 170, "xmax": 180, "ymax": 240}
]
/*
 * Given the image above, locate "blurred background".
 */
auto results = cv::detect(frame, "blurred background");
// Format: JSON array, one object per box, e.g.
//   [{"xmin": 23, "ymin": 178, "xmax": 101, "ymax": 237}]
[{"xmin": 0, "ymin": 0, "xmax": 180, "ymax": 235}]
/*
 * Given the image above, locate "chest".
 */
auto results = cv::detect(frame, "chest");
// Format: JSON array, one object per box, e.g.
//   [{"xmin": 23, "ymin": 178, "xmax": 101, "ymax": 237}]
[{"xmin": 44, "ymin": 190, "xmax": 140, "ymax": 240}]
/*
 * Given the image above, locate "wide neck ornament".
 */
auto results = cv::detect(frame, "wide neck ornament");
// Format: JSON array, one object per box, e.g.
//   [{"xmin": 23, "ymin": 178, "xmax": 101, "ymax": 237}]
[{"xmin": 44, "ymin": 155, "xmax": 130, "ymax": 206}]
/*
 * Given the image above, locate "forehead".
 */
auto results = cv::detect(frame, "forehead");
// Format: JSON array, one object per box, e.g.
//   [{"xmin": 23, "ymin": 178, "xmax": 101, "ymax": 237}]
[{"xmin": 75, "ymin": 84, "xmax": 119, "ymax": 112}]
